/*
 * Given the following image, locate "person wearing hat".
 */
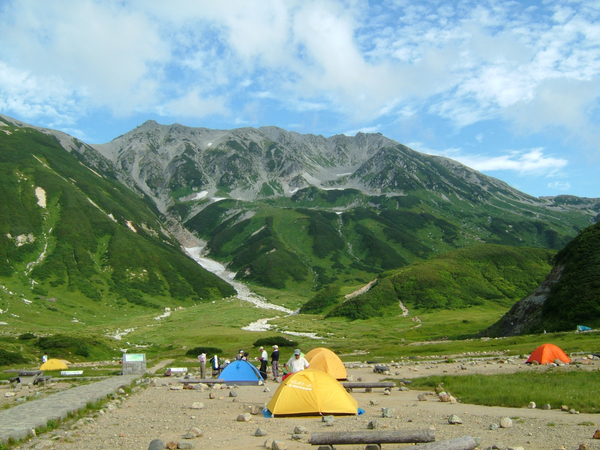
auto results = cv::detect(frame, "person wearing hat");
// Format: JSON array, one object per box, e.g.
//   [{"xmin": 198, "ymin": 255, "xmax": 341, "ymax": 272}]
[
  {"xmin": 257, "ymin": 346, "xmax": 269, "ymax": 380},
  {"xmin": 285, "ymin": 349, "xmax": 309, "ymax": 376},
  {"xmin": 236, "ymin": 349, "xmax": 244, "ymax": 360},
  {"xmin": 271, "ymin": 345, "xmax": 280, "ymax": 382}
]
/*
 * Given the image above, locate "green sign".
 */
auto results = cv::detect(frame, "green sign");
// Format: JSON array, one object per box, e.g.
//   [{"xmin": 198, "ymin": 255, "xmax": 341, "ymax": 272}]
[{"xmin": 124, "ymin": 354, "xmax": 145, "ymax": 362}]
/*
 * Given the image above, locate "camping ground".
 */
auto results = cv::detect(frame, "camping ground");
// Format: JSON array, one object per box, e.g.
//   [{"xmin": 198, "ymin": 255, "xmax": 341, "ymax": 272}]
[{"xmin": 5, "ymin": 354, "xmax": 600, "ymax": 450}]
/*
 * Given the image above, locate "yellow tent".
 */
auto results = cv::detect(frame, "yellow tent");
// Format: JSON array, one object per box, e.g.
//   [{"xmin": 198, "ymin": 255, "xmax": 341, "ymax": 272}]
[
  {"xmin": 305, "ymin": 347, "xmax": 347, "ymax": 380},
  {"xmin": 266, "ymin": 369, "xmax": 357, "ymax": 416},
  {"xmin": 40, "ymin": 359, "xmax": 68, "ymax": 371}
]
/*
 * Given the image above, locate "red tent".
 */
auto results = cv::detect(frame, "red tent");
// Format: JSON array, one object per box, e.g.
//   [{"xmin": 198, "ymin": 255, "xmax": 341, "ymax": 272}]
[{"xmin": 526, "ymin": 343, "xmax": 571, "ymax": 365}]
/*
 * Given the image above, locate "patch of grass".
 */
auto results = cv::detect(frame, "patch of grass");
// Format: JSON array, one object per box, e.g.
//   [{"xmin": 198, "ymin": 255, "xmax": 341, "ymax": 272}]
[
  {"xmin": 407, "ymin": 371, "xmax": 600, "ymax": 414},
  {"xmin": 578, "ymin": 422, "xmax": 596, "ymax": 426}
]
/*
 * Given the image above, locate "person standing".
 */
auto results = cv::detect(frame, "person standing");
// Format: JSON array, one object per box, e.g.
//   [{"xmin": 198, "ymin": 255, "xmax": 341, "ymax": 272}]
[
  {"xmin": 42, "ymin": 353, "xmax": 48, "ymax": 364},
  {"xmin": 284, "ymin": 349, "xmax": 309, "ymax": 379},
  {"xmin": 257, "ymin": 346, "xmax": 268, "ymax": 380},
  {"xmin": 236, "ymin": 350, "xmax": 244, "ymax": 360},
  {"xmin": 198, "ymin": 353, "xmax": 206, "ymax": 379},
  {"xmin": 271, "ymin": 345, "xmax": 280, "ymax": 382}
]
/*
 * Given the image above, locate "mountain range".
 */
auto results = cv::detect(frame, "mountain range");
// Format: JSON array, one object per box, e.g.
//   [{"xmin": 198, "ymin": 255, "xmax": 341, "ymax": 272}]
[{"xmin": 0, "ymin": 113, "xmax": 598, "ymax": 333}]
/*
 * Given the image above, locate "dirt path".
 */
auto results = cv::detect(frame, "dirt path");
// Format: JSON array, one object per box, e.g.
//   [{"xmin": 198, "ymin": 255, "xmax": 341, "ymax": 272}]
[{"xmin": 147, "ymin": 359, "xmax": 175, "ymax": 375}]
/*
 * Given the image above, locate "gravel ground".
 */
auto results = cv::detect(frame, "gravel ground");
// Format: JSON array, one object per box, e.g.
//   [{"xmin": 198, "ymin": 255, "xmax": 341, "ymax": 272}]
[{"xmin": 12, "ymin": 357, "xmax": 600, "ymax": 450}]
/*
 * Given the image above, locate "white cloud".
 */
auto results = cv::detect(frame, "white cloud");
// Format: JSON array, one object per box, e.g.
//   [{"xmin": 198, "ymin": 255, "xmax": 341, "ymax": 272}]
[
  {"xmin": 0, "ymin": 0, "xmax": 599, "ymax": 158},
  {"xmin": 547, "ymin": 181, "xmax": 572, "ymax": 191},
  {"xmin": 410, "ymin": 142, "xmax": 568, "ymax": 176}
]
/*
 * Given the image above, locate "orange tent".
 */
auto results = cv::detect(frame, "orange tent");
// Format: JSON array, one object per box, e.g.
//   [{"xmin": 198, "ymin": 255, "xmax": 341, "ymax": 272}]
[
  {"xmin": 305, "ymin": 347, "xmax": 347, "ymax": 380},
  {"xmin": 526, "ymin": 343, "xmax": 571, "ymax": 365}
]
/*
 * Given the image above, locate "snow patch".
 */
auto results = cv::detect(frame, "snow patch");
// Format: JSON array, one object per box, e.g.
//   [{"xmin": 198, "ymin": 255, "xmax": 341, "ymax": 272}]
[
  {"xmin": 35, "ymin": 187, "xmax": 46, "ymax": 208},
  {"xmin": 191, "ymin": 190, "xmax": 208, "ymax": 200},
  {"xmin": 126, "ymin": 221, "xmax": 137, "ymax": 233}
]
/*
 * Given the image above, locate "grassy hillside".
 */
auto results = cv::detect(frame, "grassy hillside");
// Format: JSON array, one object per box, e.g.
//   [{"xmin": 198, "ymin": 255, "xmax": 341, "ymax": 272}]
[
  {"xmin": 320, "ymin": 244, "xmax": 555, "ymax": 320},
  {"xmin": 0, "ymin": 122, "xmax": 235, "ymax": 333},
  {"xmin": 536, "ymin": 221, "xmax": 600, "ymax": 332}
]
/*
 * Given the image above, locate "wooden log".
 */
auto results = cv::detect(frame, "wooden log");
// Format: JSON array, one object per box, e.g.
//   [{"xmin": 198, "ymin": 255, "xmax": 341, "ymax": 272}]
[
  {"xmin": 342, "ymin": 382, "xmax": 395, "ymax": 389},
  {"xmin": 180, "ymin": 378, "xmax": 225, "ymax": 385},
  {"xmin": 310, "ymin": 429, "xmax": 435, "ymax": 445},
  {"xmin": 406, "ymin": 436, "xmax": 480, "ymax": 450}
]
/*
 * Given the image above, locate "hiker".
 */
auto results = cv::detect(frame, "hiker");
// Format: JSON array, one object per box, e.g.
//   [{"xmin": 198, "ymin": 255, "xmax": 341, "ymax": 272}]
[
  {"xmin": 242, "ymin": 352, "xmax": 249, "ymax": 361},
  {"xmin": 42, "ymin": 353, "xmax": 48, "ymax": 363},
  {"xmin": 257, "ymin": 346, "xmax": 268, "ymax": 380},
  {"xmin": 284, "ymin": 349, "xmax": 309, "ymax": 379},
  {"xmin": 236, "ymin": 349, "xmax": 244, "ymax": 360},
  {"xmin": 210, "ymin": 354, "xmax": 220, "ymax": 377},
  {"xmin": 198, "ymin": 353, "xmax": 206, "ymax": 379},
  {"xmin": 271, "ymin": 345, "xmax": 280, "ymax": 382}
]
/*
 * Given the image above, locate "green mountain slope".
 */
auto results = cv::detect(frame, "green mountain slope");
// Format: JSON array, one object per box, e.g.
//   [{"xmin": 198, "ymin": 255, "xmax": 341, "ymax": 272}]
[
  {"xmin": 0, "ymin": 120, "xmax": 235, "ymax": 329},
  {"xmin": 485, "ymin": 221, "xmax": 600, "ymax": 336},
  {"xmin": 312, "ymin": 244, "xmax": 556, "ymax": 320}
]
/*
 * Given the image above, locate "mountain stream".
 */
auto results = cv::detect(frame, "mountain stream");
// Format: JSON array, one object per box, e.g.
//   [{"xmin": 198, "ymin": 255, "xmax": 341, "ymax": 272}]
[{"xmin": 185, "ymin": 245, "xmax": 323, "ymax": 339}]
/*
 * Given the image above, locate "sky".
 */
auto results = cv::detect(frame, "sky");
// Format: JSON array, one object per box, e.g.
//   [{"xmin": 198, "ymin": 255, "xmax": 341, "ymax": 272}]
[{"xmin": 0, "ymin": 0, "xmax": 599, "ymax": 199}]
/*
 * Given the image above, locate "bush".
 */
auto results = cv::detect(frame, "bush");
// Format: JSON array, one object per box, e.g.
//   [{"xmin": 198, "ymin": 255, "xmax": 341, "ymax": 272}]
[
  {"xmin": 185, "ymin": 346, "xmax": 223, "ymax": 357},
  {"xmin": 36, "ymin": 334, "xmax": 90, "ymax": 358},
  {"xmin": 18, "ymin": 332, "xmax": 36, "ymax": 340},
  {"xmin": 0, "ymin": 348, "xmax": 27, "ymax": 366},
  {"xmin": 252, "ymin": 337, "xmax": 298, "ymax": 348}
]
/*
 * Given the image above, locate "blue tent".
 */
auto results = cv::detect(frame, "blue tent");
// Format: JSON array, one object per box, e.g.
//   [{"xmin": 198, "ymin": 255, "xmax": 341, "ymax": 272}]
[
  {"xmin": 220, "ymin": 360, "xmax": 263, "ymax": 385},
  {"xmin": 577, "ymin": 325, "xmax": 592, "ymax": 332}
]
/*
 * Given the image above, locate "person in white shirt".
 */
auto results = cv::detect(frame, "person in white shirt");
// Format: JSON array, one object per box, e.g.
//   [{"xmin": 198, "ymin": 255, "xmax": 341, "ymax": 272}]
[
  {"xmin": 285, "ymin": 349, "xmax": 309, "ymax": 374},
  {"xmin": 257, "ymin": 346, "xmax": 268, "ymax": 380}
]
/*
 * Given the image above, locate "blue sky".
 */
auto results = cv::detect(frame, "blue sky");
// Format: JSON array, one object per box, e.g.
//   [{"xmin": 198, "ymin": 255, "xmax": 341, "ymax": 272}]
[{"xmin": 0, "ymin": 0, "xmax": 599, "ymax": 198}]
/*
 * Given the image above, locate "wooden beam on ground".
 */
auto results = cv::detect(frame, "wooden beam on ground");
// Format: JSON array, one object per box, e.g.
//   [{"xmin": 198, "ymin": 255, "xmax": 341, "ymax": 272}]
[
  {"xmin": 342, "ymin": 382, "xmax": 395, "ymax": 389},
  {"xmin": 310, "ymin": 429, "xmax": 435, "ymax": 446},
  {"xmin": 406, "ymin": 436, "xmax": 481, "ymax": 450},
  {"xmin": 179, "ymin": 379, "xmax": 225, "ymax": 385}
]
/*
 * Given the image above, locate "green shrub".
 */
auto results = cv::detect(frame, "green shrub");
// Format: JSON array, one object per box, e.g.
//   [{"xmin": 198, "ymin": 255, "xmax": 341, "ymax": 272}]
[
  {"xmin": 252, "ymin": 337, "xmax": 298, "ymax": 348},
  {"xmin": 0, "ymin": 348, "xmax": 27, "ymax": 366},
  {"xmin": 18, "ymin": 333, "xmax": 36, "ymax": 340},
  {"xmin": 300, "ymin": 285, "xmax": 341, "ymax": 314},
  {"xmin": 185, "ymin": 346, "xmax": 223, "ymax": 357},
  {"xmin": 36, "ymin": 334, "xmax": 90, "ymax": 358}
]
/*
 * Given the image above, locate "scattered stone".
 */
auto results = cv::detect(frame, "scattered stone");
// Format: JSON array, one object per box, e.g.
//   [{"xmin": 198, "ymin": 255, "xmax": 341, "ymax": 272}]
[
  {"xmin": 291, "ymin": 434, "xmax": 303, "ymax": 440},
  {"xmin": 439, "ymin": 393, "xmax": 451, "ymax": 402},
  {"xmin": 208, "ymin": 392, "xmax": 216, "ymax": 399},
  {"xmin": 578, "ymin": 444, "xmax": 591, "ymax": 450},
  {"xmin": 190, "ymin": 402, "xmax": 204, "ymax": 409},
  {"xmin": 263, "ymin": 387, "xmax": 270, "ymax": 393},
  {"xmin": 170, "ymin": 385, "xmax": 183, "ymax": 390},
  {"xmin": 448, "ymin": 414, "xmax": 463, "ymax": 424},
  {"xmin": 384, "ymin": 389, "xmax": 391, "ymax": 396},
  {"xmin": 237, "ymin": 413, "xmax": 252, "ymax": 422},
  {"xmin": 229, "ymin": 390, "xmax": 237, "ymax": 397},
  {"xmin": 382, "ymin": 407, "xmax": 394, "ymax": 418},
  {"xmin": 166, "ymin": 442, "xmax": 178, "ymax": 450},
  {"xmin": 369, "ymin": 400, "xmax": 380, "ymax": 406},
  {"xmin": 527, "ymin": 402, "xmax": 536, "ymax": 409},
  {"xmin": 188, "ymin": 427, "xmax": 203, "ymax": 437},
  {"xmin": 594, "ymin": 429, "xmax": 600, "ymax": 439},
  {"xmin": 4, "ymin": 392, "xmax": 15, "ymax": 397},
  {"xmin": 294, "ymin": 426, "xmax": 309, "ymax": 434},
  {"xmin": 489, "ymin": 443, "xmax": 505, "ymax": 449},
  {"xmin": 399, "ymin": 386, "xmax": 409, "ymax": 391},
  {"xmin": 272, "ymin": 440, "xmax": 287, "ymax": 450},
  {"xmin": 489, "ymin": 423, "xmax": 499, "ymax": 430},
  {"xmin": 148, "ymin": 439, "xmax": 165, "ymax": 450},
  {"xmin": 254, "ymin": 428, "xmax": 268, "ymax": 437},
  {"xmin": 499, "ymin": 417, "xmax": 513, "ymax": 428},
  {"xmin": 368, "ymin": 420, "xmax": 381, "ymax": 429},
  {"xmin": 177, "ymin": 442, "xmax": 194, "ymax": 449},
  {"xmin": 541, "ymin": 404, "xmax": 552, "ymax": 410},
  {"xmin": 248, "ymin": 405, "xmax": 261, "ymax": 415},
  {"xmin": 570, "ymin": 409, "xmax": 580, "ymax": 414},
  {"xmin": 322, "ymin": 415, "xmax": 334, "ymax": 426},
  {"xmin": 508, "ymin": 447, "xmax": 525, "ymax": 450},
  {"xmin": 561, "ymin": 405, "xmax": 569, "ymax": 411},
  {"xmin": 182, "ymin": 432, "xmax": 197, "ymax": 439},
  {"xmin": 417, "ymin": 394, "xmax": 427, "ymax": 401},
  {"xmin": 263, "ymin": 438, "xmax": 274, "ymax": 448}
]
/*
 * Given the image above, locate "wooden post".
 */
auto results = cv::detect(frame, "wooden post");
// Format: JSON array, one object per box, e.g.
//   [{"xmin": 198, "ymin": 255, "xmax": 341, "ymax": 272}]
[
  {"xmin": 408, "ymin": 436, "xmax": 480, "ymax": 450},
  {"xmin": 310, "ymin": 429, "xmax": 435, "ymax": 445}
]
